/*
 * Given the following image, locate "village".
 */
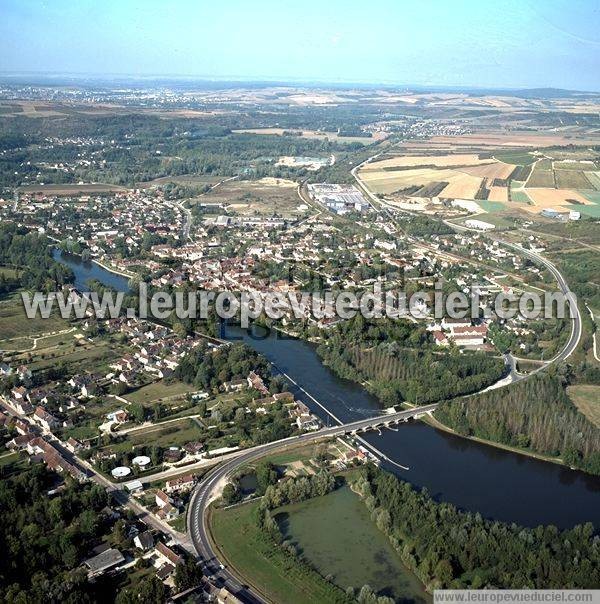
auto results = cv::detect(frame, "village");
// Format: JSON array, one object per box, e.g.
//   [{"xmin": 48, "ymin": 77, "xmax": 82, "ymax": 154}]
[{"xmin": 0, "ymin": 297, "xmax": 346, "ymax": 598}]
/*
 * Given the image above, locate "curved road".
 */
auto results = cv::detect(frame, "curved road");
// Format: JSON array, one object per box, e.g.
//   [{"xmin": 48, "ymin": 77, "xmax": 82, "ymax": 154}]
[
  {"xmin": 188, "ymin": 405, "xmax": 437, "ymax": 602},
  {"xmin": 498, "ymin": 240, "xmax": 582, "ymax": 365}
]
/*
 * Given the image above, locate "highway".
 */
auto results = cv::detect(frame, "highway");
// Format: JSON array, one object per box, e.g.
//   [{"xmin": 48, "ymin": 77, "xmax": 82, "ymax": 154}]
[{"xmin": 497, "ymin": 239, "xmax": 582, "ymax": 366}]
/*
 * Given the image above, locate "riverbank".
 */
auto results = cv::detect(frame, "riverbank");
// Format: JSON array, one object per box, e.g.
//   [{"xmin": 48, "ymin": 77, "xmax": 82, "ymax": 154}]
[
  {"xmin": 221, "ymin": 324, "xmax": 600, "ymax": 530},
  {"xmin": 90, "ymin": 257, "xmax": 137, "ymax": 280},
  {"xmin": 46, "ymin": 258, "xmax": 600, "ymax": 529},
  {"xmin": 422, "ymin": 412, "xmax": 567, "ymax": 469}
]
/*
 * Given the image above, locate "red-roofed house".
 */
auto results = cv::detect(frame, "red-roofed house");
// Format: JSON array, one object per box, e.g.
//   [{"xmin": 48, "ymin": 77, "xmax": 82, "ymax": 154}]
[{"xmin": 33, "ymin": 406, "xmax": 60, "ymax": 431}]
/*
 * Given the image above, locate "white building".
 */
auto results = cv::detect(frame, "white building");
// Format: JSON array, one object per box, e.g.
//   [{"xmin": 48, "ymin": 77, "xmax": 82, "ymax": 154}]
[{"xmin": 465, "ymin": 219, "xmax": 495, "ymax": 231}]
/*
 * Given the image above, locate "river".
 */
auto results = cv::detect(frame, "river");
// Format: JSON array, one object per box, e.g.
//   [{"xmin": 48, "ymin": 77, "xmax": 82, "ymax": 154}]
[
  {"xmin": 53, "ymin": 249, "xmax": 132, "ymax": 292},
  {"xmin": 56, "ymin": 253, "xmax": 600, "ymax": 529}
]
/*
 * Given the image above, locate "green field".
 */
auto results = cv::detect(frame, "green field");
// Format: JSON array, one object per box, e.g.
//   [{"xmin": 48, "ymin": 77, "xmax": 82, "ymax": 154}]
[
  {"xmin": 536, "ymin": 158, "xmax": 554, "ymax": 170},
  {"xmin": 567, "ymin": 385, "xmax": 600, "ymax": 428},
  {"xmin": 210, "ymin": 500, "xmax": 351, "ymax": 604},
  {"xmin": 26, "ymin": 339, "xmax": 124, "ymax": 372},
  {"xmin": 526, "ymin": 170, "xmax": 554, "ymax": 188},
  {"xmin": 493, "ymin": 151, "xmax": 535, "ymax": 165},
  {"xmin": 585, "ymin": 172, "xmax": 600, "ymax": 190},
  {"xmin": 125, "ymin": 379, "xmax": 197, "ymax": 404},
  {"xmin": 554, "ymin": 170, "xmax": 593, "ymax": 190},
  {"xmin": 111, "ymin": 417, "xmax": 205, "ymax": 451},
  {"xmin": 510, "ymin": 186, "xmax": 533, "ymax": 204},
  {"xmin": 554, "ymin": 161, "xmax": 598, "ymax": 171},
  {"xmin": 0, "ymin": 295, "xmax": 70, "ymax": 341},
  {"xmin": 478, "ymin": 199, "xmax": 506, "ymax": 213},
  {"xmin": 576, "ymin": 192, "xmax": 600, "ymax": 217},
  {"xmin": 276, "ymin": 485, "xmax": 429, "ymax": 602}
]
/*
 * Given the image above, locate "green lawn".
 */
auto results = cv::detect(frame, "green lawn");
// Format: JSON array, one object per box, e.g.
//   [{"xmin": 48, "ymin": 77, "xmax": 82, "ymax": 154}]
[
  {"xmin": 116, "ymin": 418, "xmax": 205, "ymax": 450},
  {"xmin": 210, "ymin": 500, "xmax": 351, "ymax": 604},
  {"xmin": 0, "ymin": 452, "xmax": 29, "ymax": 477},
  {"xmin": 168, "ymin": 513, "xmax": 187, "ymax": 533},
  {"xmin": 125, "ymin": 379, "xmax": 197, "ymax": 404}
]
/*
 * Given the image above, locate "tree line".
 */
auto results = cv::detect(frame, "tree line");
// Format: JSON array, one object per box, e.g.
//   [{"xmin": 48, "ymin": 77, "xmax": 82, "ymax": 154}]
[{"xmin": 252, "ymin": 471, "xmax": 396, "ymax": 604}]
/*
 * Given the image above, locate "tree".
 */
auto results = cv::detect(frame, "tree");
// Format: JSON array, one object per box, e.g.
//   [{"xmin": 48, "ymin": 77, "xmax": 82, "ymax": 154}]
[
  {"xmin": 109, "ymin": 519, "xmax": 128, "ymax": 548},
  {"xmin": 174, "ymin": 557, "xmax": 203, "ymax": 591},
  {"xmin": 221, "ymin": 482, "xmax": 241, "ymax": 505},
  {"xmin": 255, "ymin": 461, "xmax": 278, "ymax": 495},
  {"xmin": 130, "ymin": 402, "xmax": 145, "ymax": 423},
  {"xmin": 116, "ymin": 577, "xmax": 165, "ymax": 604}
]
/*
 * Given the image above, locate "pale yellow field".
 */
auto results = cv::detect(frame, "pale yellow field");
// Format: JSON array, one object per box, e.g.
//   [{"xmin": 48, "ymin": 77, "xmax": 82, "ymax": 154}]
[
  {"xmin": 459, "ymin": 162, "xmax": 516, "ymax": 180},
  {"xmin": 255, "ymin": 176, "xmax": 297, "ymax": 188},
  {"xmin": 363, "ymin": 153, "xmax": 492, "ymax": 170},
  {"xmin": 524, "ymin": 188, "xmax": 592, "ymax": 211},
  {"xmin": 430, "ymin": 133, "xmax": 600, "ymax": 147},
  {"xmin": 360, "ymin": 166, "xmax": 484, "ymax": 198},
  {"xmin": 488, "ymin": 186, "xmax": 509, "ymax": 202},
  {"xmin": 232, "ymin": 128, "xmax": 378, "ymax": 144},
  {"xmin": 358, "ymin": 167, "xmax": 456, "ymax": 195},
  {"xmin": 440, "ymin": 174, "xmax": 483, "ymax": 199}
]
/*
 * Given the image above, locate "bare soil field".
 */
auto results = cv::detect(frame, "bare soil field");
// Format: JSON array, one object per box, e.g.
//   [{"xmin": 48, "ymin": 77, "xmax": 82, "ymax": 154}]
[
  {"xmin": 362, "ymin": 153, "xmax": 493, "ymax": 170},
  {"xmin": 439, "ymin": 174, "xmax": 483, "ymax": 199},
  {"xmin": 360, "ymin": 159, "xmax": 500, "ymax": 200},
  {"xmin": 197, "ymin": 177, "xmax": 303, "ymax": 218},
  {"xmin": 488, "ymin": 186, "xmax": 509, "ymax": 202},
  {"xmin": 358, "ymin": 167, "xmax": 456, "ymax": 195},
  {"xmin": 459, "ymin": 162, "xmax": 515, "ymax": 180},
  {"xmin": 232, "ymin": 128, "xmax": 377, "ymax": 144},
  {"xmin": 139, "ymin": 174, "xmax": 222, "ymax": 188},
  {"xmin": 524, "ymin": 188, "xmax": 591, "ymax": 211},
  {"xmin": 429, "ymin": 133, "xmax": 600, "ymax": 147},
  {"xmin": 6, "ymin": 100, "xmax": 66, "ymax": 117}
]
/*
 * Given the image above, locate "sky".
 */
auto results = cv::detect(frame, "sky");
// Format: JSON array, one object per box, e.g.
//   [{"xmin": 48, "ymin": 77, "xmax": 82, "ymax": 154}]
[{"xmin": 1, "ymin": 0, "xmax": 599, "ymax": 91}]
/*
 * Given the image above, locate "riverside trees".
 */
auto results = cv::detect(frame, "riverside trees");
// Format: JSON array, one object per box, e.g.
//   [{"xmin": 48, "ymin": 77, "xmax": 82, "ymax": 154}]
[
  {"xmin": 317, "ymin": 316, "xmax": 505, "ymax": 405},
  {"xmin": 354, "ymin": 465, "xmax": 600, "ymax": 590},
  {"xmin": 435, "ymin": 373, "xmax": 600, "ymax": 475}
]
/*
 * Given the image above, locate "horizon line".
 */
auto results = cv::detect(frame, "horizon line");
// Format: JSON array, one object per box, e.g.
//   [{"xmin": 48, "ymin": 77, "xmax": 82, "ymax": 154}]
[{"xmin": 0, "ymin": 71, "xmax": 598, "ymax": 95}]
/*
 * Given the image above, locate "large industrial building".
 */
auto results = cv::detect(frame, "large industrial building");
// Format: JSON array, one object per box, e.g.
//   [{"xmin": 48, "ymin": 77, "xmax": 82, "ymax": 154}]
[{"xmin": 307, "ymin": 183, "xmax": 369, "ymax": 214}]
